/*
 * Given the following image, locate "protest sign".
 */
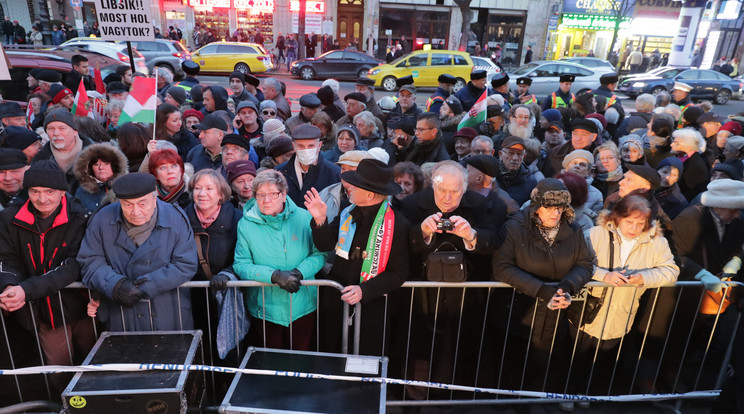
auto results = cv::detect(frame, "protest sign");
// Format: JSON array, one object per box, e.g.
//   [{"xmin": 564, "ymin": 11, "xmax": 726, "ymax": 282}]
[{"xmin": 93, "ymin": 0, "xmax": 155, "ymax": 41}]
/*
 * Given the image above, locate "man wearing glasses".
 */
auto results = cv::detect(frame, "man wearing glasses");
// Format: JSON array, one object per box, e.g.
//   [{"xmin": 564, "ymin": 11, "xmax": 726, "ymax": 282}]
[
  {"xmin": 405, "ymin": 112, "xmax": 449, "ymax": 166},
  {"xmin": 543, "ymin": 118, "xmax": 599, "ymax": 178},
  {"xmin": 495, "ymin": 136, "xmax": 538, "ymax": 205}
]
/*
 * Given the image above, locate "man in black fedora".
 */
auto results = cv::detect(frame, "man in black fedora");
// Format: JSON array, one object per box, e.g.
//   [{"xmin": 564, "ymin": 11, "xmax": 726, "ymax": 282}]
[{"xmin": 305, "ymin": 158, "xmax": 410, "ymax": 356}]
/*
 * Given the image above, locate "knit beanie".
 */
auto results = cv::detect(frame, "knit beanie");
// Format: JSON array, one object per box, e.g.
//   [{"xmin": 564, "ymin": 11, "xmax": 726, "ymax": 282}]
[{"xmin": 23, "ymin": 160, "xmax": 67, "ymax": 191}]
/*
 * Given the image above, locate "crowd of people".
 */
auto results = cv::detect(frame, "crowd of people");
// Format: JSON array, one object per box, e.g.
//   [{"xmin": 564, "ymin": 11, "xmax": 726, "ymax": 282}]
[{"xmin": 1, "ymin": 54, "xmax": 744, "ymax": 411}]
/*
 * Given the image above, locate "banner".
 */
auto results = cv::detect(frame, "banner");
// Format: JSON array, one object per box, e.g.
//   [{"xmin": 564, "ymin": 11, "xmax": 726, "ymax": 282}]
[{"xmin": 93, "ymin": 0, "xmax": 155, "ymax": 41}]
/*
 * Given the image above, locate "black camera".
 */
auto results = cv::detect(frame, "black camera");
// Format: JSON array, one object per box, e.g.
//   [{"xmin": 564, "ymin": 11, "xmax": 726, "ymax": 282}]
[{"xmin": 437, "ymin": 218, "xmax": 454, "ymax": 232}]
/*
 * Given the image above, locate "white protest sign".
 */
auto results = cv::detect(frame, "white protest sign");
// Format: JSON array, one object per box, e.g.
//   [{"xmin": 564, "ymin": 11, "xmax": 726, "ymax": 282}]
[
  {"xmin": 93, "ymin": 0, "xmax": 155, "ymax": 41},
  {"xmin": 0, "ymin": 45, "xmax": 11, "ymax": 81}
]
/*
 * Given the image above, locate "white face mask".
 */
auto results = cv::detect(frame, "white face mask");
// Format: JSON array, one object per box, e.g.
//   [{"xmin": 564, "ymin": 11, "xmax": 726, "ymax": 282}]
[{"xmin": 296, "ymin": 147, "xmax": 318, "ymax": 165}]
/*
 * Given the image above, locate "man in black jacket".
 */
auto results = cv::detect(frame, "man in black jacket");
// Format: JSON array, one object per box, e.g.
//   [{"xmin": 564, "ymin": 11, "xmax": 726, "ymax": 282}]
[
  {"xmin": 455, "ymin": 70, "xmax": 488, "ymax": 111},
  {"xmin": 0, "ymin": 161, "xmax": 94, "ymax": 368},
  {"xmin": 405, "ymin": 112, "xmax": 449, "ymax": 165},
  {"xmin": 64, "ymin": 54, "xmax": 96, "ymax": 92},
  {"xmin": 0, "ymin": 149, "xmax": 28, "ymax": 210}
]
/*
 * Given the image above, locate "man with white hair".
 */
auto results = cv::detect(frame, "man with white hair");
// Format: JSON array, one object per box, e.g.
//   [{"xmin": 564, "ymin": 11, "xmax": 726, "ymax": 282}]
[
  {"xmin": 470, "ymin": 136, "xmax": 495, "ymax": 156},
  {"xmin": 260, "ymin": 77, "xmax": 291, "ymax": 121},
  {"xmin": 355, "ymin": 77, "xmax": 387, "ymax": 126},
  {"xmin": 506, "ymin": 104, "xmax": 536, "ymax": 140},
  {"xmin": 671, "ymin": 128, "xmax": 710, "ymax": 201},
  {"xmin": 616, "ymin": 93, "xmax": 654, "ymax": 138},
  {"xmin": 156, "ymin": 67, "xmax": 174, "ymax": 102}
]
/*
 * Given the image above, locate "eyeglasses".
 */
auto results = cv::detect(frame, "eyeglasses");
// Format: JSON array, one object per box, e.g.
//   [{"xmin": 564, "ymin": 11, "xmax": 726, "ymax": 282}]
[
  {"xmin": 415, "ymin": 127, "xmax": 434, "ymax": 133},
  {"xmin": 262, "ymin": 110, "xmax": 276, "ymax": 116},
  {"xmin": 255, "ymin": 191, "xmax": 281, "ymax": 201}
]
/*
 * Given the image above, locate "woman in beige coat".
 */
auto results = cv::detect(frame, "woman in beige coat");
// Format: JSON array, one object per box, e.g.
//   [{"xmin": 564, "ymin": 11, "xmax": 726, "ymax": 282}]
[{"xmin": 571, "ymin": 193, "xmax": 679, "ymax": 394}]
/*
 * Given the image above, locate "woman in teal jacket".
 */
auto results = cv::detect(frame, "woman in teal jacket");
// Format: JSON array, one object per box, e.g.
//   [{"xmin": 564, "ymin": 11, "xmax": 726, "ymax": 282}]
[{"xmin": 233, "ymin": 170, "xmax": 325, "ymax": 350}]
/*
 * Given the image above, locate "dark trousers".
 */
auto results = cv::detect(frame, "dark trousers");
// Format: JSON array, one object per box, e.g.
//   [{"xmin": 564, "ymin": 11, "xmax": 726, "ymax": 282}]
[{"xmin": 250, "ymin": 312, "xmax": 315, "ymax": 351}]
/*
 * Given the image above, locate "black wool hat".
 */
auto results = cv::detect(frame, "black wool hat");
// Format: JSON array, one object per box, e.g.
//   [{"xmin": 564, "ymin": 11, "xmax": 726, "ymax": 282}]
[
  {"xmin": 44, "ymin": 108, "xmax": 78, "ymax": 131},
  {"xmin": 559, "ymin": 74, "xmax": 576, "ymax": 83},
  {"xmin": 0, "ymin": 102, "xmax": 24, "ymax": 118},
  {"xmin": 103, "ymin": 73, "xmax": 122, "ymax": 84},
  {"xmin": 344, "ymin": 92, "xmax": 367, "ymax": 103},
  {"xmin": 600, "ymin": 73, "xmax": 619, "ymax": 85},
  {"xmin": 712, "ymin": 159, "xmax": 744, "ymax": 181},
  {"xmin": 182, "ymin": 60, "xmax": 200, "ymax": 76},
  {"xmin": 113, "ymin": 172, "xmax": 157, "ymax": 199},
  {"xmin": 3, "ymin": 126, "xmax": 41, "ymax": 151},
  {"xmin": 23, "ymin": 160, "xmax": 67, "ymax": 191},
  {"xmin": 683, "ymin": 106, "xmax": 704, "ymax": 125},
  {"xmin": 438, "ymin": 74, "xmax": 457, "ymax": 84},
  {"xmin": 626, "ymin": 164, "xmax": 662, "ymax": 190},
  {"xmin": 487, "ymin": 105, "xmax": 504, "ymax": 118},
  {"xmin": 340, "ymin": 158, "xmax": 401, "ymax": 196},
  {"xmin": 387, "ymin": 117, "xmax": 416, "ymax": 136},
  {"xmin": 0, "ymin": 148, "xmax": 28, "ymax": 170},
  {"xmin": 356, "ymin": 77, "xmax": 375, "ymax": 86},
  {"xmin": 463, "ymin": 154, "xmax": 500, "ymax": 177},
  {"xmin": 266, "ymin": 136, "xmax": 294, "ymax": 158},
  {"xmin": 221, "ymin": 133, "xmax": 251, "ymax": 152},
  {"xmin": 491, "ymin": 73, "xmax": 510, "ymax": 88},
  {"xmin": 445, "ymin": 96, "xmax": 463, "ymax": 115},
  {"xmin": 516, "ymin": 76, "xmax": 532, "ymax": 86},
  {"xmin": 106, "ymin": 81, "xmax": 128, "ymax": 94},
  {"xmin": 317, "ymin": 86, "xmax": 334, "ymax": 106},
  {"xmin": 36, "ymin": 69, "xmax": 61, "ymax": 83},
  {"xmin": 244, "ymin": 74, "xmax": 260, "ymax": 87},
  {"xmin": 571, "ymin": 118, "xmax": 598, "ymax": 134},
  {"xmin": 470, "ymin": 70, "xmax": 487, "ymax": 80},
  {"xmin": 229, "ymin": 71, "xmax": 245, "ymax": 83},
  {"xmin": 396, "ymin": 75, "xmax": 414, "ymax": 88}
]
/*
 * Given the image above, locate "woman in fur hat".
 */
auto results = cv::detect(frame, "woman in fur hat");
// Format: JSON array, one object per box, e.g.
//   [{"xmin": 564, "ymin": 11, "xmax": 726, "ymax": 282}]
[{"xmin": 73, "ymin": 143, "xmax": 129, "ymax": 213}]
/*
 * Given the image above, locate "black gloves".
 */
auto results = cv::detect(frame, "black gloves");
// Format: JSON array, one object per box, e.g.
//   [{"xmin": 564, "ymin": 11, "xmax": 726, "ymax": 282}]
[
  {"xmin": 271, "ymin": 270, "xmax": 302, "ymax": 294},
  {"xmin": 112, "ymin": 278, "xmax": 146, "ymax": 307},
  {"xmin": 210, "ymin": 273, "xmax": 230, "ymax": 291}
]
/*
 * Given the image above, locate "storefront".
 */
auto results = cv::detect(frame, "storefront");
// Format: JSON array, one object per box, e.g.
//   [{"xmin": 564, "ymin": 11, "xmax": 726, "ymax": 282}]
[
  {"xmin": 621, "ymin": 0, "xmax": 684, "ymax": 56},
  {"xmin": 469, "ymin": 10, "xmax": 526, "ymax": 66},
  {"xmin": 236, "ymin": 0, "xmax": 275, "ymax": 45},
  {"xmin": 553, "ymin": 13, "xmax": 631, "ymax": 60},
  {"xmin": 701, "ymin": 1, "xmax": 744, "ymax": 70},
  {"xmin": 377, "ymin": 5, "xmax": 451, "ymax": 58}
]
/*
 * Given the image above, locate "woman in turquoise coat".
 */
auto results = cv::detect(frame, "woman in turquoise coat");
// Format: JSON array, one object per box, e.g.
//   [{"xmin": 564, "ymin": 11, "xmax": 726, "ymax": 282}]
[{"xmin": 233, "ymin": 170, "xmax": 325, "ymax": 350}]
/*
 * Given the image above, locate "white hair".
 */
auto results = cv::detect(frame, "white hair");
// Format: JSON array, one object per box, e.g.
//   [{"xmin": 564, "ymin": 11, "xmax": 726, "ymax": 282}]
[
  {"xmin": 472, "ymin": 136, "xmax": 494, "ymax": 151},
  {"xmin": 156, "ymin": 67, "xmax": 174, "ymax": 84},
  {"xmin": 635, "ymin": 94, "xmax": 655, "ymax": 112},
  {"xmin": 321, "ymin": 79, "xmax": 340, "ymax": 95},
  {"xmin": 431, "ymin": 160, "xmax": 468, "ymax": 191},
  {"xmin": 353, "ymin": 111, "xmax": 377, "ymax": 132},
  {"xmin": 672, "ymin": 127, "xmax": 706, "ymax": 153},
  {"xmin": 106, "ymin": 99, "xmax": 125, "ymax": 114}
]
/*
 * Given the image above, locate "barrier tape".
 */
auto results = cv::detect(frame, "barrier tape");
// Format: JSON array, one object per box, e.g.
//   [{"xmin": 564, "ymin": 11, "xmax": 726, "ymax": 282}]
[{"xmin": 0, "ymin": 363, "xmax": 719, "ymax": 402}]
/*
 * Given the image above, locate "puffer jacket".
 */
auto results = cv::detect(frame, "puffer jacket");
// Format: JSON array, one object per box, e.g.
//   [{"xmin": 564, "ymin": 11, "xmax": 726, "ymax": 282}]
[
  {"xmin": 73, "ymin": 143, "xmax": 129, "ymax": 213},
  {"xmin": 580, "ymin": 213, "xmax": 679, "ymax": 340},
  {"xmin": 233, "ymin": 198, "xmax": 326, "ymax": 326}
]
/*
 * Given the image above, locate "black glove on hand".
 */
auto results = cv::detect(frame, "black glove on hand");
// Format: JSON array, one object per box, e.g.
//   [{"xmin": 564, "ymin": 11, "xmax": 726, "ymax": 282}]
[
  {"xmin": 271, "ymin": 270, "xmax": 301, "ymax": 294},
  {"xmin": 210, "ymin": 273, "xmax": 230, "ymax": 291},
  {"xmin": 113, "ymin": 278, "xmax": 146, "ymax": 307},
  {"xmin": 289, "ymin": 269, "xmax": 304, "ymax": 280}
]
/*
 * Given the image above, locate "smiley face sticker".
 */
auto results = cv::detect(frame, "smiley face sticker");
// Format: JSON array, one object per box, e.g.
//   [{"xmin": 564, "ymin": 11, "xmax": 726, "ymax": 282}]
[{"xmin": 69, "ymin": 395, "xmax": 87, "ymax": 409}]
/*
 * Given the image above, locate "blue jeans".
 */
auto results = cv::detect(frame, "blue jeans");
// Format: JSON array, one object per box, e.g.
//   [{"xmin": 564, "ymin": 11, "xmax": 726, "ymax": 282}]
[{"xmin": 286, "ymin": 49, "xmax": 296, "ymax": 70}]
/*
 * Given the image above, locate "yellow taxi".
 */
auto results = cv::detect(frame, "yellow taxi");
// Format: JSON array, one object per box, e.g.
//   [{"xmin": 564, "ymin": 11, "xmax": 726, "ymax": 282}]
[
  {"xmin": 367, "ymin": 50, "xmax": 474, "ymax": 91},
  {"xmin": 191, "ymin": 42, "xmax": 272, "ymax": 74}
]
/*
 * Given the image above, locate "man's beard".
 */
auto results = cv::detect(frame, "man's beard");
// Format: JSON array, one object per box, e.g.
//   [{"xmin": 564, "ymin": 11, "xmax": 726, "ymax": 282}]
[{"xmin": 508, "ymin": 121, "xmax": 534, "ymax": 139}]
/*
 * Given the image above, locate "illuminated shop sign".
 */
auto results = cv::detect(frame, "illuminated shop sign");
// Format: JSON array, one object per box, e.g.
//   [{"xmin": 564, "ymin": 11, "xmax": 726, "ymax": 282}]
[
  {"xmin": 290, "ymin": 0, "xmax": 325, "ymax": 13},
  {"xmin": 234, "ymin": 0, "xmax": 274, "ymax": 10},
  {"xmin": 189, "ymin": 0, "xmax": 324, "ymax": 12},
  {"xmin": 189, "ymin": 0, "xmax": 230, "ymax": 8},
  {"xmin": 560, "ymin": 13, "xmax": 631, "ymax": 30}
]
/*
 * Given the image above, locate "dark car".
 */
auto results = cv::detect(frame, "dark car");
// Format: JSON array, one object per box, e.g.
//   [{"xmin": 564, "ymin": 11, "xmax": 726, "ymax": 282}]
[
  {"xmin": 290, "ymin": 50, "xmax": 383, "ymax": 80},
  {"xmin": 618, "ymin": 68, "xmax": 742, "ymax": 104}
]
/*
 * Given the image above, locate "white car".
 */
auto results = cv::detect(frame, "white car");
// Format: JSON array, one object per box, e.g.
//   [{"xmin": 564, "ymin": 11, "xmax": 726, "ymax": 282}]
[
  {"xmin": 470, "ymin": 56, "xmax": 502, "ymax": 83},
  {"xmin": 508, "ymin": 61, "xmax": 605, "ymax": 97},
  {"xmin": 58, "ymin": 38, "xmax": 149, "ymax": 75}
]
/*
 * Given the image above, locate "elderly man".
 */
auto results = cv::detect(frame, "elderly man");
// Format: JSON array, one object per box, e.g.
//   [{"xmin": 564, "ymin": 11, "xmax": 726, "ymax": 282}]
[
  {"xmin": 0, "ymin": 161, "xmax": 94, "ymax": 366},
  {"xmin": 0, "ymin": 149, "xmax": 28, "ymax": 210},
  {"xmin": 494, "ymin": 136, "xmax": 538, "ymax": 205},
  {"xmin": 388, "ymin": 83, "xmax": 423, "ymax": 125},
  {"xmin": 106, "ymin": 81, "xmax": 129, "ymax": 102},
  {"xmin": 79, "ymin": 173, "xmax": 198, "ymax": 331},
  {"xmin": 337, "ymin": 92, "xmax": 368, "ymax": 126},
  {"xmin": 464, "ymin": 154, "xmax": 515, "ymax": 216},
  {"xmin": 507, "ymin": 104, "xmax": 536, "ymax": 140},
  {"xmin": 305, "ymin": 158, "xmax": 410, "ymax": 355},
  {"xmin": 355, "ymin": 77, "xmax": 386, "ymax": 126},
  {"xmin": 186, "ymin": 114, "xmax": 230, "ymax": 172},
  {"xmin": 4, "ymin": 126, "xmax": 42, "ymax": 163},
  {"xmin": 64, "ymin": 54, "xmax": 95, "ymax": 92},
  {"xmin": 542, "ymin": 74, "xmax": 575, "ymax": 110},
  {"xmin": 426, "ymin": 74, "xmax": 457, "ymax": 114},
  {"xmin": 604, "ymin": 164, "xmax": 661, "ymax": 209},
  {"xmin": 34, "ymin": 109, "xmax": 93, "ymax": 194},
  {"xmin": 261, "ymin": 77, "xmax": 291, "ymax": 121},
  {"xmin": 229, "ymin": 71, "xmax": 259, "ymax": 106},
  {"xmin": 698, "ymin": 111, "xmax": 726, "ymax": 165},
  {"xmin": 544, "ymin": 118, "xmax": 599, "ymax": 178},
  {"xmin": 455, "ymin": 70, "xmax": 488, "ymax": 111},
  {"xmin": 470, "ymin": 135, "xmax": 495, "ymax": 156},
  {"xmin": 276, "ymin": 124, "xmax": 340, "ymax": 207},
  {"xmin": 156, "ymin": 67, "xmax": 174, "ymax": 102},
  {"xmin": 0, "ymin": 102, "xmax": 27, "ymax": 129},
  {"xmin": 234, "ymin": 101, "xmax": 262, "ymax": 141},
  {"xmin": 220, "ymin": 133, "xmax": 253, "ymax": 174},
  {"xmin": 286, "ymin": 93, "xmax": 320, "ymax": 132},
  {"xmin": 405, "ymin": 112, "xmax": 449, "ymax": 165}
]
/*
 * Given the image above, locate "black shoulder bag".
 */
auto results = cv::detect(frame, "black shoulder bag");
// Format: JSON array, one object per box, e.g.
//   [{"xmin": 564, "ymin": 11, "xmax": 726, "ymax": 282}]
[{"xmin": 425, "ymin": 241, "xmax": 467, "ymax": 282}]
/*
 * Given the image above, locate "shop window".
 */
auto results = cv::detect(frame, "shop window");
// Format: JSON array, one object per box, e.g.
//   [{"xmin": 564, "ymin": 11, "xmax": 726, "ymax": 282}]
[
  {"xmin": 408, "ymin": 55, "xmax": 428, "ymax": 66},
  {"xmin": 430, "ymin": 54, "xmax": 452, "ymax": 65},
  {"xmin": 454, "ymin": 55, "xmax": 469, "ymax": 65}
]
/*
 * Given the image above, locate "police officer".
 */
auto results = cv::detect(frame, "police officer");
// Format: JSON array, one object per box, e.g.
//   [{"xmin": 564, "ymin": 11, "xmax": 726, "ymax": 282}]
[
  {"xmin": 455, "ymin": 70, "xmax": 488, "ymax": 112},
  {"xmin": 391, "ymin": 75, "xmax": 414, "ymax": 105},
  {"xmin": 671, "ymin": 82, "xmax": 694, "ymax": 129},
  {"xmin": 513, "ymin": 76, "xmax": 538, "ymax": 106},
  {"xmin": 171, "ymin": 61, "xmax": 201, "ymax": 103},
  {"xmin": 426, "ymin": 74, "xmax": 456, "ymax": 114},
  {"xmin": 542, "ymin": 74, "xmax": 575, "ymax": 110},
  {"xmin": 490, "ymin": 73, "xmax": 513, "ymax": 112},
  {"xmin": 595, "ymin": 72, "xmax": 625, "ymax": 122}
]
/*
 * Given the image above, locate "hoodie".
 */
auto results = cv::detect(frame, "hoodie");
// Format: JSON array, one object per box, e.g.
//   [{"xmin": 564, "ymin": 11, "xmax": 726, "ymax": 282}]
[{"xmin": 201, "ymin": 85, "xmax": 229, "ymax": 115}]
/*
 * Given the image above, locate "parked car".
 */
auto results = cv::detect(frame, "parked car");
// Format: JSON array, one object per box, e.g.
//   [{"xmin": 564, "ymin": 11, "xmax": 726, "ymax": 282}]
[
  {"xmin": 127, "ymin": 39, "xmax": 190, "ymax": 78},
  {"xmin": 191, "ymin": 42, "xmax": 272, "ymax": 74},
  {"xmin": 291, "ymin": 50, "xmax": 382, "ymax": 80},
  {"xmin": 619, "ymin": 65, "xmax": 689, "ymax": 85},
  {"xmin": 558, "ymin": 57, "xmax": 616, "ymax": 74},
  {"xmin": 507, "ymin": 61, "xmax": 604, "ymax": 97},
  {"xmin": 470, "ymin": 56, "xmax": 502, "ymax": 83},
  {"xmin": 58, "ymin": 38, "xmax": 149, "ymax": 75},
  {"xmin": 367, "ymin": 50, "xmax": 474, "ymax": 92},
  {"xmin": 618, "ymin": 68, "xmax": 742, "ymax": 104}
]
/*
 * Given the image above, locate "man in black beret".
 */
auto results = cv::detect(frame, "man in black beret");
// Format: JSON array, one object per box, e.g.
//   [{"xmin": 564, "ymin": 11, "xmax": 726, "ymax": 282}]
[
  {"xmin": 34, "ymin": 69, "xmax": 61, "ymax": 99},
  {"xmin": 455, "ymin": 69, "xmax": 488, "ymax": 112},
  {"xmin": 602, "ymin": 163, "xmax": 662, "ymax": 210},
  {"xmin": 513, "ymin": 76, "xmax": 538, "ymax": 106},
  {"xmin": 542, "ymin": 74, "xmax": 576, "ymax": 111},
  {"xmin": 286, "ymin": 93, "xmax": 321, "ymax": 132},
  {"xmin": 426, "ymin": 74, "xmax": 457, "ymax": 115},
  {"xmin": 0, "ymin": 160, "xmax": 95, "ymax": 372},
  {"xmin": 490, "ymin": 73, "xmax": 513, "ymax": 111},
  {"xmin": 355, "ymin": 77, "xmax": 386, "ymax": 127},
  {"xmin": 106, "ymin": 81, "xmax": 129, "ymax": 102},
  {"xmin": 543, "ymin": 118, "xmax": 600, "ymax": 178},
  {"xmin": 79, "ymin": 172, "xmax": 198, "ymax": 332},
  {"xmin": 229, "ymin": 71, "xmax": 259, "ymax": 106},
  {"xmin": 244, "ymin": 73, "xmax": 265, "ymax": 102},
  {"xmin": 595, "ymin": 72, "xmax": 625, "ymax": 125},
  {"xmin": 0, "ymin": 148, "xmax": 29, "ymax": 209},
  {"xmin": 0, "ymin": 102, "xmax": 27, "ymax": 128}
]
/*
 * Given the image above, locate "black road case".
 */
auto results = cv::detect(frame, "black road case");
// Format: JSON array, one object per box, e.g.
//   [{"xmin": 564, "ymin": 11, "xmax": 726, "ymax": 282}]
[
  {"xmin": 62, "ymin": 330, "xmax": 205, "ymax": 414},
  {"xmin": 220, "ymin": 347, "xmax": 387, "ymax": 414}
]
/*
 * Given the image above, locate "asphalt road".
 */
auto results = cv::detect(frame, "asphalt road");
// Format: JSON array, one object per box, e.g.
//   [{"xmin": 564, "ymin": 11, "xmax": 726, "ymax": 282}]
[{"xmin": 200, "ymin": 72, "xmax": 744, "ymax": 119}]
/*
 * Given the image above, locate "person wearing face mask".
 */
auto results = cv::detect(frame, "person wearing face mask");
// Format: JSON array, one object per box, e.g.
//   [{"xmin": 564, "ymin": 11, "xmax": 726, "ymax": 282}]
[
  {"xmin": 73, "ymin": 143, "xmax": 129, "ymax": 213},
  {"xmin": 276, "ymin": 124, "xmax": 341, "ymax": 208},
  {"xmin": 655, "ymin": 157, "xmax": 687, "ymax": 219}
]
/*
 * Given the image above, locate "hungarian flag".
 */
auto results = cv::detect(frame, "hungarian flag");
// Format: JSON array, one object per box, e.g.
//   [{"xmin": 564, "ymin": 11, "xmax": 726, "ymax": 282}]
[
  {"xmin": 26, "ymin": 100, "xmax": 34, "ymax": 127},
  {"xmin": 118, "ymin": 77, "xmax": 156, "ymax": 126},
  {"xmin": 458, "ymin": 90, "xmax": 487, "ymax": 130},
  {"xmin": 71, "ymin": 78, "xmax": 90, "ymax": 117},
  {"xmin": 93, "ymin": 68, "xmax": 105, "ymax": 95}
]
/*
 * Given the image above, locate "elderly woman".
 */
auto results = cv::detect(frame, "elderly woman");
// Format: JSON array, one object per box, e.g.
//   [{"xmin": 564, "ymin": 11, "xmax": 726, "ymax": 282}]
[
  {"xmin": 592, "ymin": 141, "xmax": 623, "ymax": 199},
  {"xmin": 322, "ymin": 125, "xmax": 360, "ymax": 163},
  {"xmin": 233, "ymin": 170, "xmax": 325, "ymax": 350},
  {"xmin": 183, "ymin": 109, "xmax": 204, "ymax": 133},
  {"xmin": 619, "ymin": 134, "xmax": 647, "ymax": 167},
  {"xmin": 562, "ymin": 149, "xmax": 603, "ymax": 213},
  {"xmin": 184, "ymin": 170, "xmax": 243, "ymax": 360},
  {"xmin": 354, "ymin": 111, "xmax": 383, "ymax": 149},
  {"xmin": 155, "ymin": 104, "xmax": 199, "ymax": 159},
  {"xmin": 106, "ymin": 99, "xmax": 124, "ymax": 139},
  {"xmin": 493, "ymin": 178, "xmax": 593, "ymax": 391},
  {"xmin": 73, "ymin": 143, "xmax": 129, "ymax": 212},
  {"xmin": 311, "ymin": 111, "xmax": 337, "ymax": 152},
  {"xmin": 259, "ymin": 100, "xmax": 278, "ymax": 122},
  {"xmin": 148, "ymin": 149, "xmax": 191, "ymax": 208},
  {"xmin": 670, "ymin": 128, "xmax": 710, "ymax": 201},
  {"xmin": 572, "ymin": 195, "xmax": 678, "ymax": 394},
  {"xmin": 225, "ymin": 159, "xmax": 256, "ymax": 209}
]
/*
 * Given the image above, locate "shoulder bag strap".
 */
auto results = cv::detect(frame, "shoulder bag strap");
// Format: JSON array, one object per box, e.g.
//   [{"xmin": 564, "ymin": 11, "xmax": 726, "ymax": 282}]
[
  {"xmin": 194, "ymin": 232, "xmax": 213, "ymax": 280},
  {"xmin": 597, "ymin": 230, "xmax": 614, "ymax": 303}
]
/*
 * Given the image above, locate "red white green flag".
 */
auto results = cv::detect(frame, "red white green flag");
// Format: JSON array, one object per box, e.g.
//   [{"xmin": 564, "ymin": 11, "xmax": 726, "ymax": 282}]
[
  {"xmin": 458, "ymin": 90, "xmax": 487, "ymax": 130},
  {"xmin": 26, "ymin": 99, "xmax": 34, "ymax": 127},
  {"xmin": 118, "ymin": 77, "xmax": 157, "ymax": 126},
  {"xmin": 71, "ymin": 78, "xmax": 90, "ymax": 117}
]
